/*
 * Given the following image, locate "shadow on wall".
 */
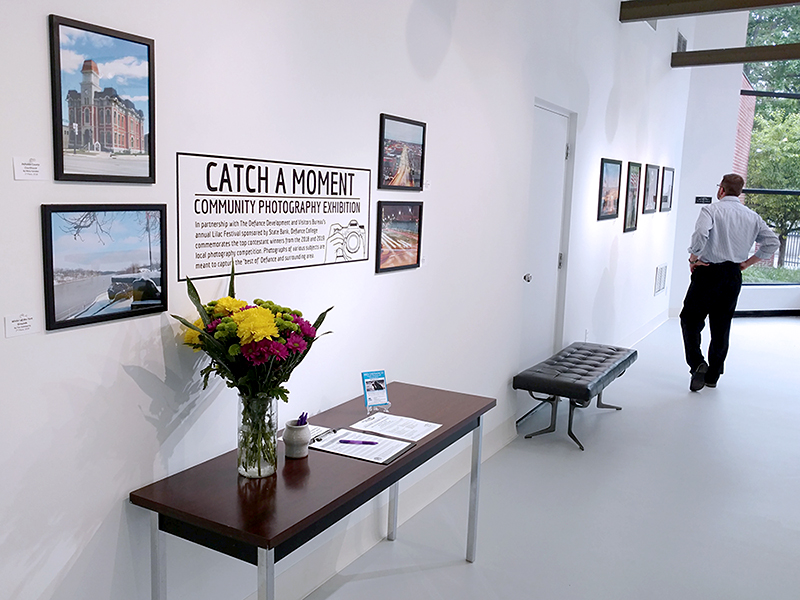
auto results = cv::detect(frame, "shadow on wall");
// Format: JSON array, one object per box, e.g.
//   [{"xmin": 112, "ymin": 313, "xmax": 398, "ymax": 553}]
[
  {"xmin": 406, "ymin": 0, "xmax": 457, "ymax": 80},
  {"xmin": 592, "ymin": 236, "xmax": 619, "ymax": 342},
  {"xmin": 123, "ymin": 313, "xmax": 225, "ymax": 460}
]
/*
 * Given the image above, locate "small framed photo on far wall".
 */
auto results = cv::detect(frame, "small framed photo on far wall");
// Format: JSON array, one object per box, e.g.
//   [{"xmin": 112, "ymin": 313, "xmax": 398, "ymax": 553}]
[
  {"xmin": 597, "ymin": 158, "xmax": 622, "ymax": 220},
  {"xmin": 642, "ymin": 164, "xmax": 660, "ymax": 214},
  {"xmin": 660, "ymin": 167, "xmax": 675, "ymax": 212},
  {"xmin": 623, "ymin": 162, "xmax": 641, "ymax": 232}
]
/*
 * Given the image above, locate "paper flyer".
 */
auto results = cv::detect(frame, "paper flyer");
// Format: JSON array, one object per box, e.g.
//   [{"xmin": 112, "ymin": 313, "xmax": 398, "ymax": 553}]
[{"xmin": 362, "ymin": 370, "xmax": 389, "ymax": 410}]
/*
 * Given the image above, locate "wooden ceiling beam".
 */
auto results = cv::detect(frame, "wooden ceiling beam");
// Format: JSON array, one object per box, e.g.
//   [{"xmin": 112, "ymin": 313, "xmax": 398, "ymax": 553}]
[
  {"xmin": 671, "ymin": 41, "xmax": 800, "ymax": 66},
  {"xmin": 620, "ymin": 0, "xmax": 800, "ymax": 23}
]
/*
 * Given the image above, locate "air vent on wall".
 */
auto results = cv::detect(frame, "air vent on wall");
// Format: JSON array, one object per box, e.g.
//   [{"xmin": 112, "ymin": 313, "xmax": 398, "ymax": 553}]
[{"xmin": 654, "ymin": 263, "xmax": 668, "ymax": 295}]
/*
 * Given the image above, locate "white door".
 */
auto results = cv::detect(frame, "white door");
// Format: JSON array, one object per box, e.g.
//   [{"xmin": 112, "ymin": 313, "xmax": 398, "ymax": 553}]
[{"xmin": 518, "ymin": 104, "xmax": 572, "ymax": 403}]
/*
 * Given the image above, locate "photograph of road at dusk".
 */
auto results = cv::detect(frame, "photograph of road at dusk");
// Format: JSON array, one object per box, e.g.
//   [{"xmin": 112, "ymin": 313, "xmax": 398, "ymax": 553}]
[{"xmin": 379, "ymin": 114, "xmax": 425, "ymax": 190}]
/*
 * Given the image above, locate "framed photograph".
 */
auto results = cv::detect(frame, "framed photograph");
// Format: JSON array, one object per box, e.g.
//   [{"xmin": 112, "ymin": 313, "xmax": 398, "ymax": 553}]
[
  {"xmin": 376, "ymin": 201, "xmax": 423, "ymax": 273},
  {"xmin": 597, "ymin": 158, "xmax": 622, "ymax": 220},
  {"xmin": 660, "ymin": 167, "xmax": 675, "ymax": 212},
  {"xmin": 378, "ymin": 114, "xmax": 426, "ymax": 190},
  {"xmin": 41, "ymin": 204, "xmax": 167, "ymax": 330},
  {"xmin": 49, "ymin": 15, "xmax": 155, "ymax": 183},
  {"xmin": 623, "ymin": 162, "xmax": 641, "ymax": 233},
  {"xmin": 642, "ymin": 164, "xmax": 660, "ymax": 214}
]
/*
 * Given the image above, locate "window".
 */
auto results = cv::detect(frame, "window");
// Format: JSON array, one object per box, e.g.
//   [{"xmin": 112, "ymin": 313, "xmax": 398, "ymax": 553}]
[{"xmin": 737, "ymin": 8, "xmax": 800, "ymax": 284}]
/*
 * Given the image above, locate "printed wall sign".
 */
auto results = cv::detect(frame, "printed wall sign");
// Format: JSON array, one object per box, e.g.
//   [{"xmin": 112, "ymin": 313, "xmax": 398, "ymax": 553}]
[{"xmin": 177, "ymin": 153, "xmax": 371, "ymax": 281}]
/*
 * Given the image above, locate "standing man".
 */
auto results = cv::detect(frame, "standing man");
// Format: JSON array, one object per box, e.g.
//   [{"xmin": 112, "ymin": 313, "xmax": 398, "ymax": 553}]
[{"xmin": 681, "ymin": 173, "xmax": 779, "ymax": 391}]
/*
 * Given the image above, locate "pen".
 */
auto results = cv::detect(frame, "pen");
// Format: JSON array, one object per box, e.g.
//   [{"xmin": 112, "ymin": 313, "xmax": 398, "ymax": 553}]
[{"xmin": 339, "ymin": 439, "xmax": 378, "ymax": 445}]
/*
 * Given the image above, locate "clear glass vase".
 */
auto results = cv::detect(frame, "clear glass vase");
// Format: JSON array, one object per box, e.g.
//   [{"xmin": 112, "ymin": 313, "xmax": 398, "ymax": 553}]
[{"xmin": 237, "ymin": 392, "xmax": 278, "ymax": 478}]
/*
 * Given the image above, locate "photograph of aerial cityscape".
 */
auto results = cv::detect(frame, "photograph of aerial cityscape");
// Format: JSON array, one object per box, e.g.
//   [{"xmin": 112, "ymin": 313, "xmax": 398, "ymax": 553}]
[
  {"xmin": 50, "ymin": 16, "xmax": 154, "ymax": 182},
  {"xmin": 378, "ymin": 114, "xmax": 426, "ymax": 190},
  {"xmin": 376, "ymin": 201, "xmax": 422, "ymax": 273},
  {"xmin": 41, "ymin": 205, "xmax": 166, "ymax": 330}
]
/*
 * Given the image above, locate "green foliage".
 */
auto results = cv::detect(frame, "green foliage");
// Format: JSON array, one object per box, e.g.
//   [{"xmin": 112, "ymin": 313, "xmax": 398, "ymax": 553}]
[
  {"xmin": 743, "ymin": 265, "xmax": 800, "ymax": 284},
  {"xmin": 745, "ymin": 108, "xmax": 800, "ymax": 265},
  {"xmin": 742, "ymin": 9, "xmax": 800, "ymax": 271},
  {"xmin": 745, "ymin": 8, "xmax": 800, "ymax": 92}
]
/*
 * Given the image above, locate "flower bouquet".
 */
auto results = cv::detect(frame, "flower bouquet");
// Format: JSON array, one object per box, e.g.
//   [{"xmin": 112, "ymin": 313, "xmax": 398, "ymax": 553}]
[{"xmin": 173, "ymin": 268, "xmax": 331, "ymax": 477}]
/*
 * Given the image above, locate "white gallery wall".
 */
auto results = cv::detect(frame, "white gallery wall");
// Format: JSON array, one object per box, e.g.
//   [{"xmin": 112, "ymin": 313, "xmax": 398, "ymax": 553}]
[{"xmin": 0, "ymin": 2, "xmax": 748, "ymax": 599}]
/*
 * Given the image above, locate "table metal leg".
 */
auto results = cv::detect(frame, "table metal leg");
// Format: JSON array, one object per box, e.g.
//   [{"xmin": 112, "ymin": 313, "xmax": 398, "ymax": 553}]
[
  {"xmin": 150, "ymin": 513, "xmax": 166, "ymax": 600},
  {"xmin": 257, "ymin": 547, "xmax": 275, "ymax": 600},
  {"xmin": 387, "ymin": 482, "xmax": 399, "ymax": 541},
  {"xmin": 466, "ymin": 416, "xmax": 483, "ymax": 563}
]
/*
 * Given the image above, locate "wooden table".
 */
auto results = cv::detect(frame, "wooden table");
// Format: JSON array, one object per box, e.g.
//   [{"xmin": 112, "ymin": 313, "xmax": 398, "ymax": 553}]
[{"xmin": 129, "ymin": 382, "xmax": 496, "ymax": 600}]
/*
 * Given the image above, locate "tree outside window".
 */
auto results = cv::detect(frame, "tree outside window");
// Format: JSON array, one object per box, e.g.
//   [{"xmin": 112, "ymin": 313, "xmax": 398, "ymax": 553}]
[{"xmin": 739, "ymin": 7, "xmax": 800, "ymax": 284}]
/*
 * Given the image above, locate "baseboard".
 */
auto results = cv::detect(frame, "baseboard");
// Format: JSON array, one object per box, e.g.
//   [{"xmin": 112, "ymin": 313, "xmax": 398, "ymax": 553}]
[
  {"xmin": 734, "ymin": 309, "xmax": 800, "ymax": 317},
  {"xmin": 244, "ymin": 418, "xmax": 516, "ymax": 600}
]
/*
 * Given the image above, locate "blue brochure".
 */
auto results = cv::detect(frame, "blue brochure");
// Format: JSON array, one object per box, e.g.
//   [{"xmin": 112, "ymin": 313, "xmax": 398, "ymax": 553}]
[{"xmin": 361, "ymin": 370, "xmax": 390, "ymax": 413}]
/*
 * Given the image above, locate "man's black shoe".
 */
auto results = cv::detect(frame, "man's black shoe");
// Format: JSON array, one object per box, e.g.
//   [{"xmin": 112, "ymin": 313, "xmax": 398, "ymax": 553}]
[
  {"xmin": 704, "ymin": 373, "xmax": 718, "ymax": 388},
  {"xmin": 690, "ymin": 362, "xmax": 708, "ymax": 392}
]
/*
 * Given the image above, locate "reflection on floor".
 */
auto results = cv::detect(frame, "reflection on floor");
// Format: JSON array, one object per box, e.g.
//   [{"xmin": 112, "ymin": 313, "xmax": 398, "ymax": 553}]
[{"xmin": 304, "ymin": 317, "xmax": 800, "ymax": 600}]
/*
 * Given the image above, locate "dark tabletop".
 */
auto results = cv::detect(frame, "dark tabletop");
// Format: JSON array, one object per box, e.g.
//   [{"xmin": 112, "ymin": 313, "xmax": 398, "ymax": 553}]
[{"xmin": 129, "ymin": 382, "xmax": 495, "ymax": 560}]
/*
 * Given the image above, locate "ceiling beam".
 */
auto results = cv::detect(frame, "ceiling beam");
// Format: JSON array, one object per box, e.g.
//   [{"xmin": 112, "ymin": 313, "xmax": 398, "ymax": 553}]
[
  {"xmin": 620, "ymin": 0, "xmax": 800, "ymax": 23},
  {"xmin": 671, "ymin": 41, "xmax": 800, "ymax": 66}
]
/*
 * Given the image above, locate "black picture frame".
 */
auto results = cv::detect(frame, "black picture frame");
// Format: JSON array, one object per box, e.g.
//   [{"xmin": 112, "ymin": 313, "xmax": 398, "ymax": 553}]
[
  {"xmin": 378, "ymin": 114, "xmax": 426, "ymax": 191},
  {"xmin": 375, "ymin": 201, "xmax": 423, "ymax": 273},
  {"xmin": 49, "ymin": 15, "xmax": 155, "ymax": 183},
  {"xmin": 624, "ymin": 162, "xmax": 641, "ymax": 233},
  {"xmin": 597, "ymin": 158, "xmax": 622, "ymax": 220},
  {"xmin": 41, "ymin": 204, "xmax": 167, "ymax": 330},
  {"xmin": 660, "ymin": 167, "xmax": 675, "ymax": 212},
  {"xmin": 642, "ymin": 164, "xmax": 660, "ymax": 214}
]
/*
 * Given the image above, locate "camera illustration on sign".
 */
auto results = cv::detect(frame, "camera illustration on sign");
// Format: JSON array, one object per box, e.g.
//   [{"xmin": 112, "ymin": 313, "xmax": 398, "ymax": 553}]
[{"xmin": 325, "ymin": 220, "xmax": 367, "ymax": 262}]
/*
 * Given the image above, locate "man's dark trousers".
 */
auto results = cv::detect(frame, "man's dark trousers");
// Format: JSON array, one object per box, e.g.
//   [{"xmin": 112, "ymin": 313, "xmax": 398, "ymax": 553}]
[{"xmin": 680, "ymin": 262, "xmax": 743, "ymax": 379}]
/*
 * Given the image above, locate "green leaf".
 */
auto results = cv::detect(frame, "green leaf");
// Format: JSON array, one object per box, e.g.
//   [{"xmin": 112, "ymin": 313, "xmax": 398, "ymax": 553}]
[
  {"xmin": 312, "ymin": 306, "xmax": 334, "ymax": 330},
  {"xmin": 228, "ymin": 262, "xmax": 236, "ymax": 299},
  {"xmin": 171, "ymin": 313, "xmax": 230, "ymax": 357},
  {"xmin": 185, "ymin": 277, "xmax": 211, "ymax": 327}
]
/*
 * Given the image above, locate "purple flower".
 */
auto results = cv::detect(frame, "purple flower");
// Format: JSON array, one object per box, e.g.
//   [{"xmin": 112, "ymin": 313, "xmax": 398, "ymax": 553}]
[
  {"xmin": 208, "ymin": 318, "xmax": 222, "ymax": 333},
  {"xmin": 286, "ymin": 332, "xmax": 308, "ymax": 354},
  {"xmin": 241, "ymin": 339, "xmax": 289, "ymax": 365},
  {"xmin": 295, "ymin": 317, "xmax": 316, "ymax": 338}
]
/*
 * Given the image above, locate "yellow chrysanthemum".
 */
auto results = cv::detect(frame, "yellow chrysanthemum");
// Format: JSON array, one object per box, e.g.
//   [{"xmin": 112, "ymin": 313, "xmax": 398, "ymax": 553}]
[
  {"xmin": 211, "ymin": 296, "xmax": 248, "ymax": 317},
  {"xmin": 231, "ymin": 306, "xmax": 278, "ymax": 345},
  {"xmin": 183, "ymin": 318, "xmax": 204, "ymax": 348}
]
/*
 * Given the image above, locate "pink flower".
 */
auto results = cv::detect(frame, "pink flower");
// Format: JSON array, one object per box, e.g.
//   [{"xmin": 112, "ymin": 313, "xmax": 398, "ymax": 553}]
[
  {"xmin": 286, "ymin": 332, "xmax": 308, "ymax": 354},
  {"xmin": 241, "ymin": 339, "xmax": 289, "ymax": 365},
  {"xmin": 295, "ymin": 317, "xmax": 316, "ymax": 338},
  {"xmin": 207, "ymin": 318, "xmax": 222, "ymax": 333}
]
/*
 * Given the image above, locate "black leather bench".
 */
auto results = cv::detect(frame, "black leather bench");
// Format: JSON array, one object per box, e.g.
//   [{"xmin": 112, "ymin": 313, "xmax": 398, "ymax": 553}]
[{"xmin": 512, "ymin": 342, "xmax": 638, "ymax": 450}]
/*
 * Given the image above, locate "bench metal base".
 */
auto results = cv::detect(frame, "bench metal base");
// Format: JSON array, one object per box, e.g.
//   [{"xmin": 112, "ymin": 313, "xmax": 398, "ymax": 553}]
[{"xmin": 521, "ymin": 391, "xmax": 621, "ymax": 451}]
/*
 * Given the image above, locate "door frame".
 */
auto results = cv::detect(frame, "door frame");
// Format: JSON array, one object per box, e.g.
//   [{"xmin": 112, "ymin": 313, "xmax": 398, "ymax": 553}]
[{"xmin": 533, "ymin": 98, "xmax": 577, "ymax": 351}]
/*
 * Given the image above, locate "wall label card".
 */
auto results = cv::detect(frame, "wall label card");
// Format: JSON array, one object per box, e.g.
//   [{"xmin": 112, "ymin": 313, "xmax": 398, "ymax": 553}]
[
  {"xmin": 177, "ymin": 152, "xmax": 371, "ymax": 281},
  {"xmin": 13, "ymin": 157, "xmax": 45, "ymax": 180},
  {"xmin": 4, "ymin": 313, "xmax": 40, "ymax": 338}
]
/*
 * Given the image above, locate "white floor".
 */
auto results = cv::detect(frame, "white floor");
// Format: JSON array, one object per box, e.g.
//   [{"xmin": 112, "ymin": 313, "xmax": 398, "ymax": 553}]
[{"xmin": 304, "ymin": 317, "xmax": 800, "ymax": 600}]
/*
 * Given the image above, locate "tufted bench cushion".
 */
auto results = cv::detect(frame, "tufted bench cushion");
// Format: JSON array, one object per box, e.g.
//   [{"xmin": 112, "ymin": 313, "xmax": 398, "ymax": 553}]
[
  {"xmin": 512, "ymin": 342, "xmax": 637, "ymax": 449},
  {"xmin": 513, "ymin": 342, "xmax": 638, "ymax": 400}
]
